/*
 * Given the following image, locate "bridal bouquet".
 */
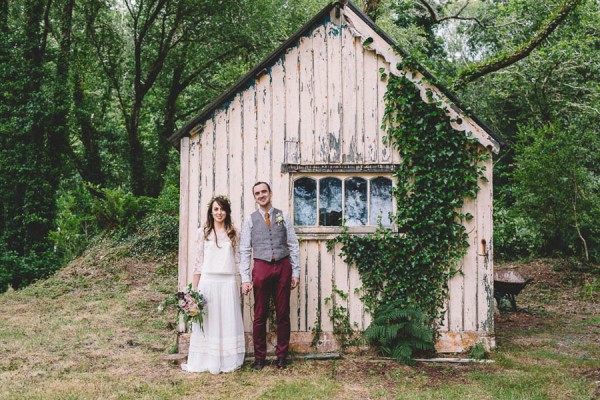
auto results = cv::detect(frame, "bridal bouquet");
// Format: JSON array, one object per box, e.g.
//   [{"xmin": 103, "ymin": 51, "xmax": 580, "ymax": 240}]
[{"xmin": 173, "ymin": 283, "xmax": 207, "ymax": 330}]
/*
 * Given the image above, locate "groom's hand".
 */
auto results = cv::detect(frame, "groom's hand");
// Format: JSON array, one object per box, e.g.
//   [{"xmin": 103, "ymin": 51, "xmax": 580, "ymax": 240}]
[
  {"xmin": 291, "ymin": 277, "xmax": 299, "ymax": 289},
  {"xmin": 242, "ymin": 282, "xmax": 253, "ymax": 295}
]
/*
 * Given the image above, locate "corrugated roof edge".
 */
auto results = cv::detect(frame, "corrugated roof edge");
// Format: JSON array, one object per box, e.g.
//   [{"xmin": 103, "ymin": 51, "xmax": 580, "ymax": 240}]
[{"xmin": 168, "ymin": 1, "xmax": 505, "ymax": 149}]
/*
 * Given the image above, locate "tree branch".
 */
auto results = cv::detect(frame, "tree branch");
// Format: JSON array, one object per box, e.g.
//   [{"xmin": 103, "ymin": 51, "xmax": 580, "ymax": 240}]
[
  {"xmin": 452, "ymin": 0, "xmax": 583, "ymax": 88},
  {"xmin": 416, "ymin": 0, "xmax": 486, "ymax": 28}
]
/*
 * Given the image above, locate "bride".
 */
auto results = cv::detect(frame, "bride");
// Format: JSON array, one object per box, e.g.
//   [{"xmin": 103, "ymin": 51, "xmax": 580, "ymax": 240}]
[{"xmin": 181, "ymin": 195, "xmax": 245, "ymax": 374}]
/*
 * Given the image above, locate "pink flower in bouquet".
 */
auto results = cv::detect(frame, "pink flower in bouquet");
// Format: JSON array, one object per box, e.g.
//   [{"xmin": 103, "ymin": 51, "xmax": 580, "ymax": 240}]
[{"xmin": 170, "ymin": 283, "xmax": 207, "ymax": 331}]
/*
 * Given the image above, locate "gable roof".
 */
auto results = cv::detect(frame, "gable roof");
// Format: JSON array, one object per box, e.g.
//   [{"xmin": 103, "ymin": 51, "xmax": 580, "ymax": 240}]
[{"xmin": 169, "ymin": 1, "xmax": 504, "ymax": 151}]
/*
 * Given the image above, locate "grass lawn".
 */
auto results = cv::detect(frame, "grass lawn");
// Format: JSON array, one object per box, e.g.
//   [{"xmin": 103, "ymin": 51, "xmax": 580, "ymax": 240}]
[{"xmin": 0, "ymin": 242, "xmax": 598, "ymax": 399}]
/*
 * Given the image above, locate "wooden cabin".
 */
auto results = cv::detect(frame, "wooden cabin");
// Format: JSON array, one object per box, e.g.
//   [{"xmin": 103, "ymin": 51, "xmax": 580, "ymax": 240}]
[{"xmin": 169, "ymin": 1, "xmax": 502, "ymax": 354}]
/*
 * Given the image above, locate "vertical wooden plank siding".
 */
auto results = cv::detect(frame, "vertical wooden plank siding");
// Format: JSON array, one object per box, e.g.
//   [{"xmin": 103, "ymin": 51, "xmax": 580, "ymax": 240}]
[
  {"xmin": 214, "ymin": 110, "xmax": 228, "ymax": 196},
  {"xmin": 354, "ymin": 36, "xmax": 365, "ymax": 163},
  {"xmin": 242, "ymin": 86, "xmax": 257, "ymax": 219},
  {"xmin": 327, "ymin": 24, "xmax": 342, "ymax": 163},
  {"xmin": 228, "ymin": 94, "xmax": 244, "ymax": 231},
  {"xmin": 299, "ymin": 240, "xmax": 310, "ymax": 331},
  {"xmin": 299, "ymin": 35, "xmax": 314, "ymax": 164},
  {"xmin": 271, "ymin": 60, "xmax": 287, "ymax": 210},
  {"xmin": 305, "ymin": 240, "xmax": 321, "ymax": 332},
  {"xmin": 477, "ymin": 156, "xmax": 494, "ymax": 331},
  {"xmin": 256, "ymin": 72, "xmax": 272, "ymax": 182},
  {"xmin": 332, "ymin": 242, "xmax": 350, "ymax": 323},
  {"xmin": 448, "ymin": 251, "xmax": 465, "ymax": 332},
  {"xmin": 319, "ymin": 241, "xmax": 334, "ymax": 332},
  {"xmin": 462, "ymin": 196, "xmax": 479, "ymax": 331},
  {"xmin": 341, "ymin": 28, "xmax": 357, "ymax": 163},
  {"xmin": 201, "ymin": 118, "xmax": 215, "ymax": 206},
  {"xmin": 187, "ymin": 134, "xmax": 201, "ymax": 286},
  {"xmin": 279, "ymin": 45, "xmax": 297, "ymax": 330},
  {"xmin": 363, "ymin": 47, "xmax": 378, "ymax": 162},
  {"xmin": 178, "ymin": 137, "xmax": 190, "ymax": 292},
  {"xmin": 241, "ymin": 86, "xmax": 257, "ymax": 332},
  {"xmin": 285, "ymin": 47, "xmax": 300, "ymax": 164},
  {"xmin": 313, "ymin": 25, "xmax": 328, "ymax": 163},
  {"xmin": 348, "ymin": 251, "xmax": 365, "ymax": 330},
  {"xmin": 378, "ymin": 56, "xmax": 391, "ymax": 163}
]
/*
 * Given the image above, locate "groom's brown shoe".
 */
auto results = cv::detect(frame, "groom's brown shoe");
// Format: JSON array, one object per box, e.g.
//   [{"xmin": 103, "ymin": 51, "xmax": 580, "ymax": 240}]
[
  {"xmin": 276, "ymin": 358, "xmax": 286, "ymax": 369},
  {"xmin": 252, "ymin": 359, "xmax": 265, "ymax": 370}
]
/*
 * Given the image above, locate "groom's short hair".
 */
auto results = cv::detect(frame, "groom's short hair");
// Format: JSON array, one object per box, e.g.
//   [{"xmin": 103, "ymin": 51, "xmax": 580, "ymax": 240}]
[{"xmin": 253, "ymin": 181, "xmax": 272, "ymax": 193}]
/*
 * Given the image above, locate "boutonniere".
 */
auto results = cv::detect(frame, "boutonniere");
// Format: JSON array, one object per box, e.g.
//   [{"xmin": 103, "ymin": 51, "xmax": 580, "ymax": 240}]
[{"xmin": 275, "ymin": 213, "xmax": 284, "ymax": 226}]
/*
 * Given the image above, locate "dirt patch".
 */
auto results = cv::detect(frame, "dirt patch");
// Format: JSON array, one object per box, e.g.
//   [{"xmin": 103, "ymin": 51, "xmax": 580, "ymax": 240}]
[
  {"xmin": 304, "ymin": 355, "xmax": 492, "ymax": 394},
  {"xmin": 497, "ymin": 260, "xmax": 599, "ymax": 316},
  {"xmin": 495, "ymin": 309, "xmax": 556, "ymax": 332}
]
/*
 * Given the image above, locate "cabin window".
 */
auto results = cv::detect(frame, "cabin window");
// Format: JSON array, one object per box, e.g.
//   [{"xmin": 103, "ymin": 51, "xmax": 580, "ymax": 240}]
[
  {"xmin": 293, "ymin": 175, "xmax": 393, "ymax": 230},
  {"xmin": 370, "ymin": 177, "xmax": 393, "ymax": 226},
  {"xmin": 293, "ymin": 177, "xmax": 317, "ymax": 226},
  {"xmin": 319, "ymin": 177, "xmax": 342, "ymax": 226}
]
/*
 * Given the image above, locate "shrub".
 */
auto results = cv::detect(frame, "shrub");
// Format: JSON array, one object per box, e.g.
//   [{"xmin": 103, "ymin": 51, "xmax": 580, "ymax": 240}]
[
  {"xmin": 363, "ymin": 301, "xmax": 435, "ymax": 365},
  {"xmin": 494, "ymin": 205, "xmax": 544, "ymax": 260},
  {"xmin": 0, "ymin": 240, "xmax": 61, "ymax": 291},
  {"xmin": 90, "ymin": 184, "xmax": 155, "ymax": 233},
  {"xmin": 129, "ymin": 184, "xmax": 179, "ymax": 258},
  {"xmin": 50, "ymin": 183, "xmax": 98, "ymax": 262}
]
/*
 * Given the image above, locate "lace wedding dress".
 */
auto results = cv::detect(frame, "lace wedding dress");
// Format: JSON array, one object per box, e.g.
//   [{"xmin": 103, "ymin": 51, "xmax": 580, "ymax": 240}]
[{"xmin": 181, "ymin": 232, "xmax": 245, "ymax": 374}]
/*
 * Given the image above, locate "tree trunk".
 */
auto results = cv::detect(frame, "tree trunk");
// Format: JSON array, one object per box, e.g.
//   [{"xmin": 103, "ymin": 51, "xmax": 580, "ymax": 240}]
[
  {"xmin": 72, "ymin": 71, "xmax": 106, "ymax": 186},
  {"xmin": 47, "ymin": 0, "xmax": 75, "ymax": 189},
  {"xmin": 148, "ymin": 64, "xmax": 185, "ymax": 197},
  {"xmin": 127, "ymin": 101, "xmax": 147, "ymax": 196}
]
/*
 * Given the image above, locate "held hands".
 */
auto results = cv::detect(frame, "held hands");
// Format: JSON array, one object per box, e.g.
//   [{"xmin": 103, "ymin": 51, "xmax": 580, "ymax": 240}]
[
  {"xmin": 242, "ymin": 282, "xmax": 253, "ymax": 295},
  {"xmin": 242, "ymin": 279, "xmax": 298, "ymax": 294},
  {"xmin": 291, "ymin": 277, "xmax": 299, "ymax": 289}
]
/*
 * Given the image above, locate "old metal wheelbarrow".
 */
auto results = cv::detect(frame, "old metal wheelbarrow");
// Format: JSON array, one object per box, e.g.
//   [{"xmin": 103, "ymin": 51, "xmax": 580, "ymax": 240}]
[{"xmin": 494, "ymin": 270, "xmax": 534, "ymax": 311}]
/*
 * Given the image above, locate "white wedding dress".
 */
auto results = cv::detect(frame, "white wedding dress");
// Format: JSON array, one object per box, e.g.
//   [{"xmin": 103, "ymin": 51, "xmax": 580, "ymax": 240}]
[{"xmin": 181, "ymin": 232, "xmax": 245, "ymax": 374}]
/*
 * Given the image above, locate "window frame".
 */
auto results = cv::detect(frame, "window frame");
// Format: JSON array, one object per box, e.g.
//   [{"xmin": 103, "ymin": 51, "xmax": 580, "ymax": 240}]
[{"xmin": 291, "ymin": 172, "xmax": 396, "ymax": 238}]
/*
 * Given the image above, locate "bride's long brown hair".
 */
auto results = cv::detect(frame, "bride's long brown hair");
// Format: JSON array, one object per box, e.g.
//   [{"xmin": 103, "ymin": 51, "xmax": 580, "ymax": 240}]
[{"xmin": 204, "ymin": 196, "xmax": 237, "ymax": 249}]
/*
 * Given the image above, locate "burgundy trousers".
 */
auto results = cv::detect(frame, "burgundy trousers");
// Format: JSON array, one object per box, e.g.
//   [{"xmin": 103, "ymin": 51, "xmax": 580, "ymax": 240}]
[{"xmin": 252, "ymin": 257, "xmax": 292, "ymax": 360}]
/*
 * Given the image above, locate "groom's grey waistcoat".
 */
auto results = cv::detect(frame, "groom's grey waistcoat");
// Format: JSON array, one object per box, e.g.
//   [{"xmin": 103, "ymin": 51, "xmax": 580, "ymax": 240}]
[{"xmin": 250, "ymin": 209, "xmax": 289, "ymax": 262}]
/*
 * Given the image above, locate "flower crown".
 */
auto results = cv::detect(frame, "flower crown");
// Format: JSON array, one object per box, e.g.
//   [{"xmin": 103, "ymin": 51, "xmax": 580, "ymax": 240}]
[{"xmin": 207, "ymin": 194, "xmax": 230, "ymax": 208}]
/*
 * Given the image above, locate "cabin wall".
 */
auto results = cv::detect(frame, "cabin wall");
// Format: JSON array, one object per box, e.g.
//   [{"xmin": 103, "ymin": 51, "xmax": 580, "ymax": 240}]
[{"xmin": 177, "ymin": 8, "xmax": 495, "ymax": 353}]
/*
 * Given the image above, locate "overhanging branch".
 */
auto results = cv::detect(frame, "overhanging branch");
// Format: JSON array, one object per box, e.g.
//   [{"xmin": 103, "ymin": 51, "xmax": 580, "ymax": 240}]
[{"xmin": 452, "ymin": 0, "xmax": 583, "ymax": 88}]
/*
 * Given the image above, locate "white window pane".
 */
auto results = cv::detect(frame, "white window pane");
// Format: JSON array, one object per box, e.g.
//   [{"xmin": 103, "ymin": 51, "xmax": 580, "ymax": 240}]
[
  {"xmin": 345, "ymin": 177, "xmax": 367, "ymax": 226},
  {"xmin": 294, "ymin": 177, "xmax": 317, "ymax": 226},
  {"xmin": 370, "ymin": 177, "xmax": 393, "ymax": 226},
  {"xmin": 319, "ymin": 177, "xmax": 342, "ymax": 226}
]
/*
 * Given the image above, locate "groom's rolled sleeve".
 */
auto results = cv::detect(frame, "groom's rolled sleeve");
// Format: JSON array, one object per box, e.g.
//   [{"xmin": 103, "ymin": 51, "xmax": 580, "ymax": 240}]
[
  {"xmin": 239, "ymin": 217, "xmax": 253, "ymax": 283},
  {"xmin": 284, "ymin": 214, "xmax": 300, "ymax": 278}
]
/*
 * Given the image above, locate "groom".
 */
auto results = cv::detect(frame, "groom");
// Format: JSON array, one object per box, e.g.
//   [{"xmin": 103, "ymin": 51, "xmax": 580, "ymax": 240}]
[{"xmin": 239, "ymin": 182, "xmax": 300, "ymax": 370}]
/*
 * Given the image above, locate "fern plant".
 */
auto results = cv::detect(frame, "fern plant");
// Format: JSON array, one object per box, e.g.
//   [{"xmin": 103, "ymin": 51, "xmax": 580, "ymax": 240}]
[{"xmin": 363, "ymin": 301, "xmax": 435, "ymax": 365}]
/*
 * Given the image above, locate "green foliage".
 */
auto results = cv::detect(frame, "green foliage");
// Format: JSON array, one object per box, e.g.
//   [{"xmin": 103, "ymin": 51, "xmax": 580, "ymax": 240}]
[
  {"xmin": 511, "ymin": 122, "xmax": 599, "ymax": 261},
  {"xmin": 0, "ymin": 240, "xmax": 62, "ymax": 292},
  {"xmin": 363, "ymin": 302, "xmax": 435, "ymax": 365},
  {"xmin": 130, "ymin": 185, "xmax": 180, "ymax": 258},
  {"xmin": 581, "ymin": 277, "xmax": 599, "ymax": 303},
  {"xmin": 494, "ymin": 205, "xmax": 544, "ymax": 260},
  {"xmin": 324, "ymin": 287, "xmax": 362, "ymax": 350},
  {"xmin": 332, "ymin": 68, "xmax": 488, "ymax": 326},
  {"xmin": 452, "ymin": 0, "xmax": 600, "ymax": 263},
  {"xmin": 89, "ymin": 184, "xmax": 155, "ymax": 234},
  {"xmin": 469, "ymin": 343, "xmax": 489, "ymax": 360},
  {"xmin": 49, "ymin": 182, "xmax": 98, "ymax": 263}
]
